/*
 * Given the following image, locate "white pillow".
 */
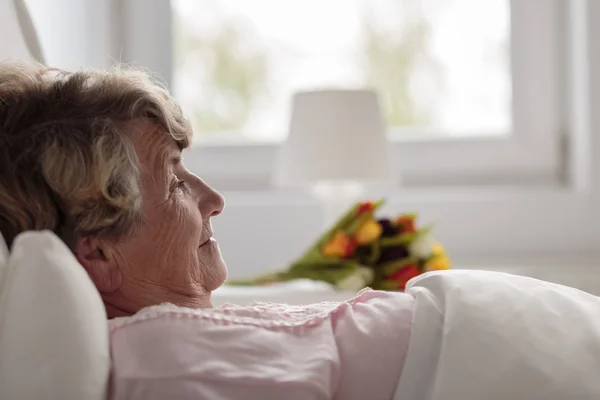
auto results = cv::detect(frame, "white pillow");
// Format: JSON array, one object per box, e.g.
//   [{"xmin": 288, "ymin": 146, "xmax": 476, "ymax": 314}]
[
  {"xmin": 0, "ymin": 231, "xmax": 8, "ymax": 266},
  {"xmin": 0, "ymin": 231, "xmax": 10, "ymax": 327},
  {"xmin": 0, "ymin": 231, "xmax": 109, "ymax": 400},
  {"xmin": 0, "ymin": 231, "xmax": 8, "ymax": 284},
  {"xmin": 394, "ymin": 270, "xmax": 600, "ymax": 399}
]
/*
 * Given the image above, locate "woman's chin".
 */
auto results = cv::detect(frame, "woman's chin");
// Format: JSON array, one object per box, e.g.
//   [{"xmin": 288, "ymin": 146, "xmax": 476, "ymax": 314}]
[
  {"xmin": 197, "ymin": 240, "xmax": 228, "ymax": 291},
  {"xmin": 210, "ymin": 260, "xmax": 228, "ymax": 291}
]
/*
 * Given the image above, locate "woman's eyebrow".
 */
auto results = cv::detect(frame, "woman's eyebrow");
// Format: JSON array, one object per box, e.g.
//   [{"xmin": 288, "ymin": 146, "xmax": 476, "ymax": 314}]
[{"xmin": 160, "ymin": 150, "xmax": 182, "ymax": 168}]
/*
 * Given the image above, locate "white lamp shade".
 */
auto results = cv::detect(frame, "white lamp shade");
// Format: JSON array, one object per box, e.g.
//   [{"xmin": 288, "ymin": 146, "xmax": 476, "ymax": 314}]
[{"xmin": 274, "ymin": 89, "xmax": 392, "ymax": 186}]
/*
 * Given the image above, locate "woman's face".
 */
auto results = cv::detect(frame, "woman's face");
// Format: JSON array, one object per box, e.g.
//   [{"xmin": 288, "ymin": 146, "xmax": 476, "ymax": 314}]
[{"xmin": 78, "ymin": 123, "xmax": 226, "ymax": 315}]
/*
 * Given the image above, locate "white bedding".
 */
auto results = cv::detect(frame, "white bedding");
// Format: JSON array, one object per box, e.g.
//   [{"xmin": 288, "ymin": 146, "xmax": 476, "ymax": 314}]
[
  {"xmin": 394, "ymin": 270, "xmax": 600, "ymax": 399},
  {"xmin": 213, "ymin": 279, "xmax": 356, "ymax": 306}
]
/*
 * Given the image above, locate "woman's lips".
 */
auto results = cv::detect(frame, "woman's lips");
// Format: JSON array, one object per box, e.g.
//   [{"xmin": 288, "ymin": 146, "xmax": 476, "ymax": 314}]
[{"xmin": 199, "ymin": 237, "xmax": 215, "ymax": 248}]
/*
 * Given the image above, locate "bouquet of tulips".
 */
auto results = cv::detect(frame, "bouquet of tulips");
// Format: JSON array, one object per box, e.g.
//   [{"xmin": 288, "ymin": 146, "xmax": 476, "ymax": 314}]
[{"xmin": 231, "ymin": 199, "xmax": 450, "ymax": 291}]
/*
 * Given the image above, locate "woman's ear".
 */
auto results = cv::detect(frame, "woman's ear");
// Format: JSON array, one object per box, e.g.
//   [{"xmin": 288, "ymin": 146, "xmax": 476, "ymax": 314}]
[{"xmin": 75, "ymin": 236, "xmax": 122, "ymax": 293}]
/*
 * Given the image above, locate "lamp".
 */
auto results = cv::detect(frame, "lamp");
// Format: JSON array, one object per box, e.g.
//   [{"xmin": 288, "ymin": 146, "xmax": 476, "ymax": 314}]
[{"xmin": 274, "ymin": 89, "xmax": 393, "ymax": 225}]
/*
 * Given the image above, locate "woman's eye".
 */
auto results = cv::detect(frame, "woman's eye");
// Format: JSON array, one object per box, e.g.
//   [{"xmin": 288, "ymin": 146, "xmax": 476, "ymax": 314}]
[{"xmin": 171, "ymin": 179, "xmax": 186, "ymax": 192}]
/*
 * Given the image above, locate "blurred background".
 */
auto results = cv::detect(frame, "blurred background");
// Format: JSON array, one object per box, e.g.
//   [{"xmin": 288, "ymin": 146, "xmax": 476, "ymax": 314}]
[
  {"xmin": 171, "ymin": 0, "xmax": 510, "ymax": 140},
  {"xmin": 11, "ymin": 0, "xmax": 600, "ymax": 292}
]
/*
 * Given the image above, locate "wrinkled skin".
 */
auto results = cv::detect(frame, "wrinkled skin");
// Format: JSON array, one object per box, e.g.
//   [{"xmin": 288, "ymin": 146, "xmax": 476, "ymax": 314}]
[{"xmin": 75, "ymin": 123, "xmax": 226, "ymax": 318}]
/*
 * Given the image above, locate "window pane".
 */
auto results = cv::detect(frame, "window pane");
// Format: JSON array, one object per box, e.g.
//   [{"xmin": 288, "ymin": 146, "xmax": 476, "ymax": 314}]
[{"xmin": 173, "ymin": 0, "xmax": 511, "ymax": 139}]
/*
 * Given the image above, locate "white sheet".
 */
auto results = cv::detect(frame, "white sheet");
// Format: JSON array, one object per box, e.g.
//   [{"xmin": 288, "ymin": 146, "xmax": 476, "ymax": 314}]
[
  {"xmin": 213, "ymin": 279, "xmax": 356, "ymax": 306},
  {"xmin": 394, "ymin": 270, "xmax": 600, "ymax": 400}
]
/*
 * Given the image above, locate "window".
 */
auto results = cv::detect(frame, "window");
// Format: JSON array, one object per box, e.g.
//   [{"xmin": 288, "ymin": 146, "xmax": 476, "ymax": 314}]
[
  {"xmin": 173, "ymin": 0, "xmax": 511, "ymax": 140},
  {"xmin": 172, "ymin": 0, "xmax": 563, "ymax": 188}
]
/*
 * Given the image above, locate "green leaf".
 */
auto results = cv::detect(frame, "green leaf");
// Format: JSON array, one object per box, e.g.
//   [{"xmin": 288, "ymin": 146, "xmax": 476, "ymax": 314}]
[
  {"xmin": 380, "ymin": 257, "xmax": 419, "ymax": 275},
  {"xmin": 379, "ymin": 280, "xmax": 401, "ymax": 290},
  {"xmin": 414, "ymin": 224, "xmax": 434, "ymax": 237},
  {"xmin": 379, "ymin": 234, "xmax": 414, "ymax": 246},
  {"xmin": 367, "ymin": 241, "xmax": 382, "ymax": 264},
  {"xmin": 226, "ymin": 271, "xmax": 285, "ymax": 286},
  {"xmin": 290, "ymin": 259, "xmax": 345, "ymax": 271},
  {"xmin": 378, "ymin": 224, "xmax": 433, "ymax": 247},
  {"xmin": 288, "ymin": 250, "xmax": 353, "ymax": 271},
  {"xmin": 283, "ymin": 261, "xmax": 358, "ymax": 285}
]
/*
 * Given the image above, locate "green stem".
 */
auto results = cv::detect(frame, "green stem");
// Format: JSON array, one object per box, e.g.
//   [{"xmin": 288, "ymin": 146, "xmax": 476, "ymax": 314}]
[{"xmin": 371, "ymin": 265, "xmax": 385, "ymax": 289}]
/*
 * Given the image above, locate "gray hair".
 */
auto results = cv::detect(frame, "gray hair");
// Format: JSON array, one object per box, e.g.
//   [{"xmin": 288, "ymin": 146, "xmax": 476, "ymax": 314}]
[{"xmin": 0, "ymin": 62, "xmax": 192, "ymax": 249}]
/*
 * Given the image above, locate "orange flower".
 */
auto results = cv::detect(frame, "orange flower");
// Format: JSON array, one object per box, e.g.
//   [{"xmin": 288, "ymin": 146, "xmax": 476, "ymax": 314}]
[
  {"xmin": 323, "ymin": 231, "xmax": 356, "ymax": 258},
  {"xmin": 388, "ymin": 264, "xmax": 421, "ymax": 290},
  {"xmin": 355, "ymin": 219, "xmax": 383, "ymax": 245},
  {"xmin": 395, "ymin": 215, "xmax": 416, "ymax": 233}
]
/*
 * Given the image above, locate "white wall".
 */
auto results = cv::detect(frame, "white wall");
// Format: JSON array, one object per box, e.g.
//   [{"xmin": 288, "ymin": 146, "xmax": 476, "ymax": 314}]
[{"xmin": 211, "ymin": 193, "xmax": 323, "ymax": 278}]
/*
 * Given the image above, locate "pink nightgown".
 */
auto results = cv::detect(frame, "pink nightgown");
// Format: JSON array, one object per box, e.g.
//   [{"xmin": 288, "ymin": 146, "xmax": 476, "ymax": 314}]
[{"xmin": 109, "ymin": 289, "xmax": 414, "ymax": 400}]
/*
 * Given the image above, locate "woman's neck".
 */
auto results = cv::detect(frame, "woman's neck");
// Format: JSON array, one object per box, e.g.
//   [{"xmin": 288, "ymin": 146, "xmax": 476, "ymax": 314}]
[{"xmin": 103, "ymin": 287, "xmax": 213, "ymax": 319}]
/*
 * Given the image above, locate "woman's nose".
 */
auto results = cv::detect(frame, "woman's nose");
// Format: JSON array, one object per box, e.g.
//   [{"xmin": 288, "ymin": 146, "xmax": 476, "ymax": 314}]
[
  {"xmin": 193, "ymin": 176, "xmax": 225, "ymax": 218},
  {"xmin": 206, "ymin": 186, "xmax": 225, "ymax": 217}
]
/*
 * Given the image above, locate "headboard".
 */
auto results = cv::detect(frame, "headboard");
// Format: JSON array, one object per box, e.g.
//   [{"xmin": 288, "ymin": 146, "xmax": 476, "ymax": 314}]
[{"xmin": 0, "ymin": 0, "xmax": 45, "ymax": 63}]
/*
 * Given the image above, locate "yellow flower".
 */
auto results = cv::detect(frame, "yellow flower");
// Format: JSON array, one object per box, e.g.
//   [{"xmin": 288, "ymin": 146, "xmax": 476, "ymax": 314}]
[
  {"xmin": 422, "ymin": 242, "xmax": 451, "ymax": 271},
  {"xmin": 355, "ymin": 219, "xmax": 383, "ymax": 245},
  {"xmin": 424, "ymin": 254, "xmax": 450, "ymax": 273},
  {"xmin": 424, "ymin": 256, "xmax": 451, "ymax": 271},
  {"xmin": 432, "ymin": 242, "xmax": 446, "ymax": 257}
]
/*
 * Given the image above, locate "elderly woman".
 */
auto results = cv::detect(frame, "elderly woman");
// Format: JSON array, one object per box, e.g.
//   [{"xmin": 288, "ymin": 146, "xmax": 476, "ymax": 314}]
[
  {"xmin": 0, "ymin": 63, "xmax": 227, "ymax": 316},
  {"xmin": 0, "ymin": 63, "xmax": 412, "ymax": 399},
  {"xmin": 2, "ymin": 63, "xmax": 600, "ymax": 400}
]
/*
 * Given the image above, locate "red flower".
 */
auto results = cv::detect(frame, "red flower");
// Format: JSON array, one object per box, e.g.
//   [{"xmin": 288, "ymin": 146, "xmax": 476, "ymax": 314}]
[
  {"xmin": 344, "ymin": 238, "xmax": 357, "ymax": 258},
  {"xmin": 388, "ymin": 264, "xmax": 421, "ymax": 290},
  {"xmin": 357, "ymin": 201, "xmax": 374, "ymax": 215}
]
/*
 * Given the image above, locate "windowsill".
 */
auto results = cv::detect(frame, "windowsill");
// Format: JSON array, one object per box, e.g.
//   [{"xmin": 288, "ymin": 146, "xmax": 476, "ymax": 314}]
[
  {"xmin": 185, "ymin": 132, "xmax": 562, "ymax": 190},
  {"xmin": 189, "ymin": 130, "xmax": 511, "ymax": 148},
  {"xmin": 456, "ymin": 258, "xmax": 599, "ymax": 272},
  {"xmin": 218, "ymin": 184, "xmax": 581, "ymax": 205}
]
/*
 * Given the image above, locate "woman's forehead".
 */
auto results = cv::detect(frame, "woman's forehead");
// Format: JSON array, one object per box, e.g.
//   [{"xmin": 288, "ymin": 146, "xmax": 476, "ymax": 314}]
[
  {"xmin": 131, "ymin": 123, "xmax": 176, "ymax": 156},
  {"xmin": 130, "ymin": 123, "xmax": 181, "ymax": 175}
]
